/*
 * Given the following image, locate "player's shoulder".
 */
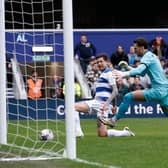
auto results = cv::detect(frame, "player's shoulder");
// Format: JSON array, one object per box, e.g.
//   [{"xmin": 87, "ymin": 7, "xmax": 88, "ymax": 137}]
[
  {"xmin": 103, "ymin": 67, "xmax": 112, "ymax": 73},
  {"xmin": 144, "ymin": 50, "xmax": 157, "ymax": 57},
  {"xmin": 141, "ymin": 51, "xmax": 157, "ymax": 61}
]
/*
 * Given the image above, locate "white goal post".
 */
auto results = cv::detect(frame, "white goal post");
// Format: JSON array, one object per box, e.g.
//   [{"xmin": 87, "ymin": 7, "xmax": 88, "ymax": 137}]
[
  {"xmin": 63, "ymin": 0, "xmax": 76, "ymax": 159},
  {"xmin": 0, "ymin": 0, "xmax": 7, "ymax": 145}
]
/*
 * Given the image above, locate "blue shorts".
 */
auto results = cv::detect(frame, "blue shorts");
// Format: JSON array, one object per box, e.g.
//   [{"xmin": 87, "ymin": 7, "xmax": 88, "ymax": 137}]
[{"xmin": 142, "ymin": 87, "xmax": 168, "ymax": 107}]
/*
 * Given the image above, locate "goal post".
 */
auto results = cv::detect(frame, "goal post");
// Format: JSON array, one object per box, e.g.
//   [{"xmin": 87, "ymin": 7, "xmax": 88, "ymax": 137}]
[
  {"xmin": 63, "ymin": 0, "xmax": 76, "ymax": 159},
  {"xmin": 0, "ymin": 0, "xmax": 7, "ymax": 145}
]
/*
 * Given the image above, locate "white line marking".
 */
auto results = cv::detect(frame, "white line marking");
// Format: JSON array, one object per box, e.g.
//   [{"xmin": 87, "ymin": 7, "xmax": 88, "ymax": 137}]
[{"xmin": 75, "ymin": 158, "xmax": 121, "ymax": 168}]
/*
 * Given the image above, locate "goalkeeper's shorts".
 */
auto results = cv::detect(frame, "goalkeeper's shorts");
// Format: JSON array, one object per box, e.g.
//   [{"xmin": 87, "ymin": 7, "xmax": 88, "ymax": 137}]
[{"xmin": 142, "ymin": 86, "xmax": 168, "ymax": 107}]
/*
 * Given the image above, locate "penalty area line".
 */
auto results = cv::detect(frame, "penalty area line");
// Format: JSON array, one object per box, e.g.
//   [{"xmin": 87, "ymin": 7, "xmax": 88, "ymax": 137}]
[{"xmin": 75, "ymin": 158, "xmax": 121, "ymax": 168}]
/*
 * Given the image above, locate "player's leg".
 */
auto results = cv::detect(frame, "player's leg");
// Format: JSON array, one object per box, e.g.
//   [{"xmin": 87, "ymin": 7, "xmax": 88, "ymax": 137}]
[
  {"xmin": 97, "ymin": 118, "xmax": 108, "ymax": 137},
  {"xmin": 75, "ymin": 101, "xmax": 90, "ymax": 113},
  {"xmin": 107, "ymin": 127, "xmax": 135, "ymax": 137},
  {"xmin": 75, "ymin": 99, "xmax": 99, "ymax": 137},
  {"xmin": 99, "ymin": 90, "xmax": 145, "ymax": 127},
  {"xmin": 74, "ymin": 101, "xmax": 90, "ymax": 137},
  {"xmin": 95, "ymin": 100, "xmax": 110, "ymax": 137},
  {"xmin": 74, "ymin": 112, "xmax": 84, "ymax": 137},
  {"xmin": 114, "ymin": 87, "xmax": 168, "ymax": 122},
  {"xmin": 75, "ymin": 99, "xmax": 110, "ymax": 137},
  {"xmin": 97, "ymin": 120, "xmax": 135, "ymax": 137},
  {"xmin": 116, "ymin": 91, "xmax": 144, "ymax": 119}
]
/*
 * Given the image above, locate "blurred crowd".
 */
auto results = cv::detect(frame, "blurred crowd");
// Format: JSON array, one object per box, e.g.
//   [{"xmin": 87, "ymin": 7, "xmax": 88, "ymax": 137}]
[
  {"xmin": 6, "ymin": 35, "xmax": 168, "ymax": 100},
  {"xmin": 73, "ymin": 34, "xmax": 168, "ymax": 100}
]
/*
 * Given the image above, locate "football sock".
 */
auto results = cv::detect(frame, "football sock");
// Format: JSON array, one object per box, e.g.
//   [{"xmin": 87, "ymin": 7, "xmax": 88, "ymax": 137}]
[
  {"xmin": 115, "ymin": 92, "xmax": 133, "ymax": 120},
  {"xmin": 107, "ymin": 129, "xmax": 130, "ymax": 137},
  {"xmin": 74, "ymin": 111, "xmax": 84, "ymax": 134}
]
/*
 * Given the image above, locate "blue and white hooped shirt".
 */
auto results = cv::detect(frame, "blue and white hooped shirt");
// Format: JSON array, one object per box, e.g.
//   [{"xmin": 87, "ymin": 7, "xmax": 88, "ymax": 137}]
[{"xmin": 95, "ymin": 68, "xmax": 116, "ymax": 102}]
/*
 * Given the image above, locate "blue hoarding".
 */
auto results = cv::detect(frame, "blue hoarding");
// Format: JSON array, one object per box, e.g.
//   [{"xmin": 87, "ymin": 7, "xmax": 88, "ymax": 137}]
[
  {"xmin": 6, "ymin": 29, "xmax": 168, "ymax": 62},
  {"xmin": 8, "ymin": 98, "xmax": 166, "ymax": 120}
]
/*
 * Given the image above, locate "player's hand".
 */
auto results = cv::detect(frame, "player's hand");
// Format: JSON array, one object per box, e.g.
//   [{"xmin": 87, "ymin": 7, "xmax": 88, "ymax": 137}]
[
  {"xmin": 112, "ymin": 69, "xmax": 123, "ymax": 80},
  {"xmin": 100, "ymin": 102, "xmax": 109, "ymax": 113},
  {"xmin": 113, "ymin": 69, "xmax": 130, "ymax": 79},
  {"xmin": 112, "ymin": 105, "xmax": 118, "ymax": 114}
]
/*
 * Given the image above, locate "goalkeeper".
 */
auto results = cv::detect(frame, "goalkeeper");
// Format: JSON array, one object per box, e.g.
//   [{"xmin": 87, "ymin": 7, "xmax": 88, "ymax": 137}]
[{"xmin": 99, "ymin": 37, "xmax": 168, "ymax": 127}]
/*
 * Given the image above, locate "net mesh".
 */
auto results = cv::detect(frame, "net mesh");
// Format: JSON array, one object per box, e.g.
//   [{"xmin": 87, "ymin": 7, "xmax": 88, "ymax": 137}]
[{"xmin": 1, "ymin": 0, "xmax": 66, "ymax": 160}]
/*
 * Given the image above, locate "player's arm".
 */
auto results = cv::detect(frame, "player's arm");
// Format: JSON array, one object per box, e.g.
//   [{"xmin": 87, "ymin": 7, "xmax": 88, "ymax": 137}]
[
  {"xmin": 105, "ymin": 84, "xmax": 118, "ymax": 114},
  {"xmin": 114, "ymin": 63, "xmax": 147, "ymax": 78},
  {"xmin": 102, "ymin": 84, "xmax": 118, "ymax": 113},
  {"xmin": 106, "ymin": 84, "xmax": 118, "ymax": 105},
  {"xmin": 130, "ymin": 63, "xmax": 147, "ymax": 76},
  {"xmin": 101, "ymin": 73, "xmax": 118, "ymax": 112},
  {"xmin": 106, "ymin": 72, "xmax": 118, "ymax": 105}
]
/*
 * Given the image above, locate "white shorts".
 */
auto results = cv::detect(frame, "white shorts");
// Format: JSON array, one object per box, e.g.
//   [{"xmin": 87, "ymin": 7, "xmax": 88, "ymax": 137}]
[{"xmin": 84, "ymin": 99, "xmax": 113, "ymax": 118}]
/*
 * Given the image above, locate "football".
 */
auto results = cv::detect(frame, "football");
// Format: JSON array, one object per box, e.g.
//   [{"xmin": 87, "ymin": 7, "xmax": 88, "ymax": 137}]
[{"xmin": 40, "ymin": 129, "xmax": 54, "ymax": 141}]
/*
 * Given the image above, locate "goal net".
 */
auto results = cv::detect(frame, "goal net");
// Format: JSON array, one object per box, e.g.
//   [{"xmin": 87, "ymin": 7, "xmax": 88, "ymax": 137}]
[{"xmin": 0, "ymin": 0, "xmax": 75, "ymax": 161}]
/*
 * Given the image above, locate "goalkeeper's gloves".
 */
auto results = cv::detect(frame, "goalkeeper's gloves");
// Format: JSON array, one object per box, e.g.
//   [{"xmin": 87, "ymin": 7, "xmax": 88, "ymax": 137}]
[{"xmin": 118, "ymin": 61, "xmax": 133, "ymax": 71}]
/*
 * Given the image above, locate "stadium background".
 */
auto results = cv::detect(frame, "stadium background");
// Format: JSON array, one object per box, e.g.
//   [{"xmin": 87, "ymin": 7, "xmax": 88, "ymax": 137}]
[
  {"xmin": 5, "ymin": 0, "xmax": 168, "ymax": 120},
  {"xmin": 5, "ymin": 0, "xmax": 168, "ymax": 29},
  {"xmin": 6, "ymin": 29, "xmax": 168, "ymax": 119},
  {"xmin": 2, "ymin": 1, "xmax": 168, "ymax": 168}
]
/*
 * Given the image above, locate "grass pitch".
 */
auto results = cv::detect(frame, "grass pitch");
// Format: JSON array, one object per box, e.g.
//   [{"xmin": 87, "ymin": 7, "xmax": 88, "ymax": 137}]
[{"xmin": 1, "ymin": 118, "xmax": 168, "ymax": 168}]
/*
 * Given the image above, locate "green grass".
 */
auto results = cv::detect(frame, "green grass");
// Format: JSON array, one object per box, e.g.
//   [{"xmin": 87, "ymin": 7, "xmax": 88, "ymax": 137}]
[{"xmin": 1, "ymin": 118, "xmax": 168, "ymax": 168}]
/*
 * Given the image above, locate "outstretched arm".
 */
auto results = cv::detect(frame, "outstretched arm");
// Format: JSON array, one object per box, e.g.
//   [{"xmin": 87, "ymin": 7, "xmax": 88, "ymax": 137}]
[
  {"xmin": 113, "ymin": 63, "xmax": 147, "ymax": 79},
  {"xmin": 130, "ymin": 63, "xmax": 147, "ymax": 77}
]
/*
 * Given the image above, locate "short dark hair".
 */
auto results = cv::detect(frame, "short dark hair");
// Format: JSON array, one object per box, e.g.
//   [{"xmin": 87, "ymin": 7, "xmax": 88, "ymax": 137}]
[
  {"xmin": 134, "ymin": 37, "xmax": 148, "ymax": 49},
  {"xmin": 80, "ymin": 33, "xmax": 87, "ymax": 37},
  {"xmin": 96, "ymin": 53, "xmax": 109, "ymax": 61}
]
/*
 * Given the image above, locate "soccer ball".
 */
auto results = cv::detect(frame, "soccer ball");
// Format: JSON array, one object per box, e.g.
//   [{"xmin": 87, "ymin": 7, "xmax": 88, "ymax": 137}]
[{"xmin": 40, "ymin": 129, "xmax": 54, "ymax": 141}]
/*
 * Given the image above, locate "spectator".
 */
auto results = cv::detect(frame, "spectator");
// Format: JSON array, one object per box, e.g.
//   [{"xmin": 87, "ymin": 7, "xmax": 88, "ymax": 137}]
[
  {"xmin": 74, "ymin": 34, "xmax": 96, "ymax": 74},
  {"xmin": 160, "ymin": 58, "xmax": 168, "ymax": 78},
  {"xmin": 149, "ymin": 36, "xmax": 168, "ymax": 60},
  {"xmin": 110, "ymin": 45, "xmax": 129, "ymax": 70},
  {"xmin": 107, "ymin": 60, "xmax": 114, "ymax": 70},
  {"xmin": 129, "ymin": 76, "xmax": 144, "ymax": 91},
  {"xmin": 27, "ymin": 71, "xmax": 43, "ymax": 99},
  {"xmin": 86, "ymin": 56, "xmax": 97, "ymax": 72},
  {"xmin": 62, "ymin": 78, "xmax": 82, "ymax": 101},
  {"xmin": 123, "ymin": 76, "xmax": 134, "ymax": 88},
  {"xmin": 50, "ymin": 74, "xmax": 63, "ymax": 98},
  {"xmin": 127, "ymin": 45, "xmax": 140, "ymax": 66},
  {"xmin": 116, "ymin": 78, "xmax": 129, "ymax": 100}
]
